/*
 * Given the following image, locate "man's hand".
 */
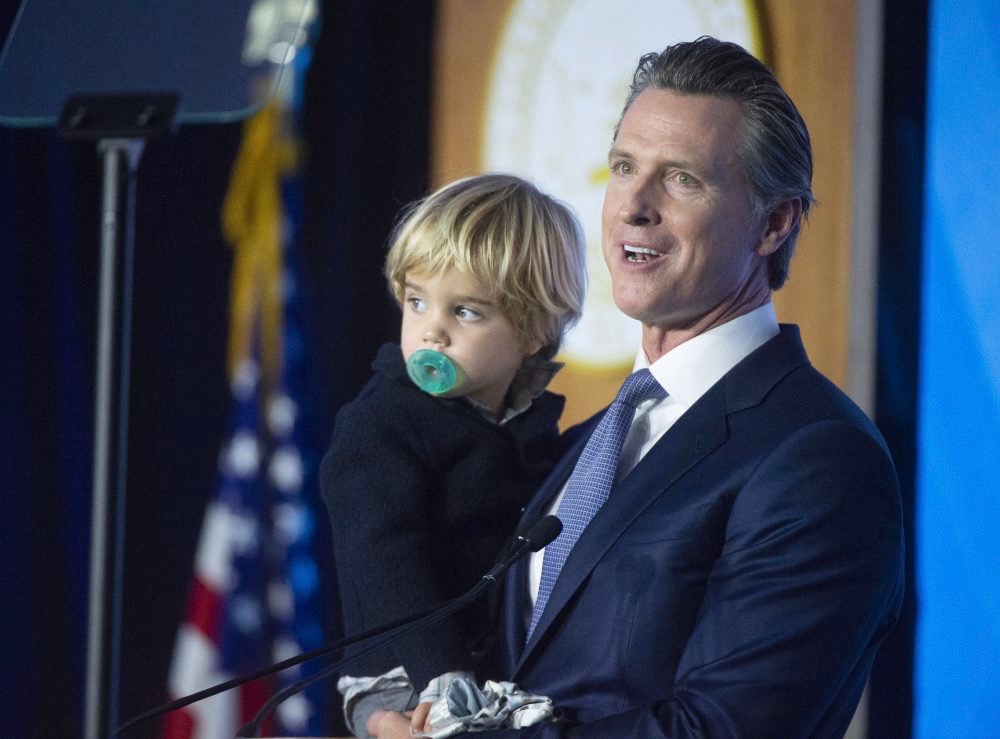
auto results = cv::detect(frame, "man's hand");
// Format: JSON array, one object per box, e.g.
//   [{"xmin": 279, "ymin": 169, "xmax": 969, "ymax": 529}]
[{"xmin": 367, "ymin": 709, "xmax": 414, "ymax": 738}]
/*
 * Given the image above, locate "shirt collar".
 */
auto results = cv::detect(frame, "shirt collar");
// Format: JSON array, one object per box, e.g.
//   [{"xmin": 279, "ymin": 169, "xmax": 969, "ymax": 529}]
[
  {"xmin": 634, "ymin": 303, "xmax": 780, "ymax": 408},
  {"xmin": 465, "ymin": 355, "xmax": 564, "ymax": 425}
]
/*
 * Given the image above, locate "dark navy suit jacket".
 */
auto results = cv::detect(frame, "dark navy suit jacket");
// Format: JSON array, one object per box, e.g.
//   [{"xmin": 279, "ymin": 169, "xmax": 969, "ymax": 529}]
[{"xmin": 476, "ymin": 325, "xmax": 904, "ymax": 738}]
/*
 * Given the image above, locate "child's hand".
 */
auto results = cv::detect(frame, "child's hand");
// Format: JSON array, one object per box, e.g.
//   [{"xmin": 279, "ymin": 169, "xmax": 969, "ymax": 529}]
[
  {"xmin": 366, "ymin": 710, "xmax": 412, "ymax": 739},
  {"xmin": 410, "ymin": 701, "xmax": 434, "ymax": 734}
]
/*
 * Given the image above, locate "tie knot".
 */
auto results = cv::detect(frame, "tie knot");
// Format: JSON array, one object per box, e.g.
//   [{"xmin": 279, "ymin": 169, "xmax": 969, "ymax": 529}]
[{"xmin": 614, "ymin": 368, "xmax": 666, "ymax": 409}]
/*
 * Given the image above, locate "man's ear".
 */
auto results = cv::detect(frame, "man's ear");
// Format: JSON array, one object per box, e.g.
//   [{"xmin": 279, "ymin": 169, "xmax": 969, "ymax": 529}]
[{"xmin": 755, "ymin": 197, "xmax": 803, "ymax": 257}]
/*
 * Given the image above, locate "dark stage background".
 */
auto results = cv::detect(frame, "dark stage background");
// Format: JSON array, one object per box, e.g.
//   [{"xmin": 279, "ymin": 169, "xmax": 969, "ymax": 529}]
[
  {"xmin": 0, "ymin": 1, "xmax": 924, "ymax": 736},
  {"xmin": 1, "ymin": 2, "xmax": 432, "ymax": 734}
]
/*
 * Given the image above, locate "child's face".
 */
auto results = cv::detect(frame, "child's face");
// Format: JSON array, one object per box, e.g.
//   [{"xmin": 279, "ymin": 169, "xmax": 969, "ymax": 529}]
[{"xmin": 400, "ymin": 267, "xmax": 540, "ymax": 415}]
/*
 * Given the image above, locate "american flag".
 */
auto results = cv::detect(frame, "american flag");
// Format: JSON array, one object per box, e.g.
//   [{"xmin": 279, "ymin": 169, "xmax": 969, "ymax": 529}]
[
  {"xmin": 161, "ymin": 342, "xmax": 326, "ymax": 737},
  {"xmin": 161, "ymin": 21, "xmax": 327, "ymax": 736}
]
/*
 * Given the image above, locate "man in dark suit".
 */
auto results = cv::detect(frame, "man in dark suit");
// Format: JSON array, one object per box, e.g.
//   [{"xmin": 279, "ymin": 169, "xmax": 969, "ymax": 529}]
[{"xmin": 371, "ymin": 36, "xmax": 903, "ymax": 738}]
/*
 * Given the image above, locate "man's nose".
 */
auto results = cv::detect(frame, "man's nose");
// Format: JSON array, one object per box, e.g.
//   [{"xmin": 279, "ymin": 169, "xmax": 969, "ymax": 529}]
[{"xmin": 618, "ymin": 177, "xmax": 661, "ymax": 225}]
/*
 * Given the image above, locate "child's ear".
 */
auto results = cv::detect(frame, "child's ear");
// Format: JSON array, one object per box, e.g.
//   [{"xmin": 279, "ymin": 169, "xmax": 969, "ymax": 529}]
[{"xmin": 522, "ymin": 337, "xmax": 544, "ymax": 356}]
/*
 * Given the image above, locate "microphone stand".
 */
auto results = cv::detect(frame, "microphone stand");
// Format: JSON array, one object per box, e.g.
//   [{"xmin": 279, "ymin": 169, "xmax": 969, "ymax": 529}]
[
  {"xmin": 114, "ymin": 602, "xmax": 438, "ymax": 735},
  {"xmin": 237, "ymin": 574, "xmax": 491, "ymax": 737},
  {"xmin": 116, "ymin": 516, "xmax": 561, "ymax": 736}
]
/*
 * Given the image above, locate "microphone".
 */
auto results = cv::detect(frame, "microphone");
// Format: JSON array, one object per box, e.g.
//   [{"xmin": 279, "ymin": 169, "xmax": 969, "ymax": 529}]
[
  {"xmin": 116, "ymin": 515, "xmax": 561, "ymax": 736},
  {"xmin": 236, "ymin": 515, "xmax": 562, "ymax": 737},
  {"xmin": 486, "ymin": 513, "xmax": 561, "ymax": 582}
]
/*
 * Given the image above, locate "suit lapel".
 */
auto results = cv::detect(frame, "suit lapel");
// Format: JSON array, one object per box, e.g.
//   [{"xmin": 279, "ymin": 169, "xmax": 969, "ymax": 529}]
[{"xmin": 513, "ymin": 325, "xmax": 811, "ymax": 673}]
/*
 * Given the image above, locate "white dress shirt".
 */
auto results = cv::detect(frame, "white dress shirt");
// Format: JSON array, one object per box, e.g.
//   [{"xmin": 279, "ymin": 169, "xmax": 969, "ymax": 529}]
[{"xmin": 527, "ymin": 303, "xmax": 780, "ymax": 604}]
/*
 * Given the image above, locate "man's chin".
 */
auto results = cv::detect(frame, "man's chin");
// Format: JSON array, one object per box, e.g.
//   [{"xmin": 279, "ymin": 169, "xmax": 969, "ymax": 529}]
[{"xmin": 611, "ymin": 292, "xmax": 661, "ymax": 325}]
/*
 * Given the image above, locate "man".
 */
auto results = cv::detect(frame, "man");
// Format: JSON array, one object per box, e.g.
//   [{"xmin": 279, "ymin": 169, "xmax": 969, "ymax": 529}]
[{"xmin": 372, "ymin": 36, "xmax": 903, "ymax": 738}]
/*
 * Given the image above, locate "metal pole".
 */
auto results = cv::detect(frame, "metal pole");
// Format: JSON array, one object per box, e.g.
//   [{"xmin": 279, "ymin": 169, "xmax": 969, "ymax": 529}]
[
  {"xmin": 83, "ymin": 138, "xmax": 132, "ymax": 739},
  {"xmin": 108, "ymin": 138, "xmax": 144, "ymax": 736}
]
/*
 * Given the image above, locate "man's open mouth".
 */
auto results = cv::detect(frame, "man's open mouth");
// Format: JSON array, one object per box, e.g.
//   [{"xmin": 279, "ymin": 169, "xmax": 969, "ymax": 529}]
[{"xmin": 624, "ymin": 244, "xmax": 664, "ymax": 262}]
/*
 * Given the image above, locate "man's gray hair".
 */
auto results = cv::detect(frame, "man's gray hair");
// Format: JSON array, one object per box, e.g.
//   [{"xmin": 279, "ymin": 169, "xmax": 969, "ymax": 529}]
[{"xmin": 616, "ymin": 36, "xmax": 815, "ymax": 289}]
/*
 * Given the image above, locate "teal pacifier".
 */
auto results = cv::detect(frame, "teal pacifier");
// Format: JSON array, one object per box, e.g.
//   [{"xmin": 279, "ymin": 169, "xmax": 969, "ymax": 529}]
[{"xmin": 406, "ymin": 349, "xmax": 466, "ymax": 395}]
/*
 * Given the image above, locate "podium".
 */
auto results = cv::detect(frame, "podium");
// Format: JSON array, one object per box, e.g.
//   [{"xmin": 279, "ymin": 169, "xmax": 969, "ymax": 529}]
[{"xmin": 0, "ymin": 1, "xmax": 312, "ymax": 736}]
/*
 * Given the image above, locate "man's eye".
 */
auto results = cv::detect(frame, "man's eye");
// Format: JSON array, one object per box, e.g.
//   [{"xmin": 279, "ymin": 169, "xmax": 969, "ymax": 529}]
[
  {"xmin": 456, "ymin": 306, "xmax": 482, "ymax": 321},
  {"xmin": 612, "ymin": 161, "xmax": 634, "ymax": 175},
  {"xmin": 676, "ymin": 172, "xmax": 697, "ymax": 185}
]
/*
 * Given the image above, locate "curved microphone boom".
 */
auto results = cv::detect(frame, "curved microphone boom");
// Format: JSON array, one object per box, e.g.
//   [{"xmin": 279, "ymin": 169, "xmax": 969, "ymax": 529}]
[
  {"xmin": 236, "ymin": 515, "xmax": 562, "ymax": 737},
  {"xmin": 116, "ymin": 515, "xmax": 561, "ymax": 736}
]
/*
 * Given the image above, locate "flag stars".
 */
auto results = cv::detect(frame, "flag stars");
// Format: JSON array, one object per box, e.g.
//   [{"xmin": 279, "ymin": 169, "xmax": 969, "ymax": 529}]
[
  {"xmin": 272, "ymin": 635, "xmax": 300, "ymax": 664},
  {"xmin": 268, "ymin": 580, "xmax": 295, "ymax": 621},
  {"xmin": 273, "ymin": 502, "xmax": 308, "ymax": 544},
  {"xmin": 270, "ymin": 446, "xmax": 304, "ymax": 492},
  {"xmin": 226, "ymin": 430, "xmax": 261, "ymax": 478},
  {"xmin": 278, "ymin": 693, "xmax": 311, "ymax": 731},
  {"xmin": 229, "ymin": 594, "xmax": 264, "ymax": 635},
  {"xmin": 268, "ymin": 393, "xmax": 298, "ymax": 436}
]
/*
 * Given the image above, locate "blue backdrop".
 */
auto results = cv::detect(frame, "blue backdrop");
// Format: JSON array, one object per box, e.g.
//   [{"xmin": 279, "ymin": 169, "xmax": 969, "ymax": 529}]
[{"xmin": 915, "ymin": 0, "xmax": 1000, "ymax": 735}]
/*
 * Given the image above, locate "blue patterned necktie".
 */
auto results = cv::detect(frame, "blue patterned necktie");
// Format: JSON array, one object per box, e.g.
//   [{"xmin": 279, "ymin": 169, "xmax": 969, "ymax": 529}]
[{"xmin": 527, "ymin": 368, "xmax": 666, "ymax": 642}]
